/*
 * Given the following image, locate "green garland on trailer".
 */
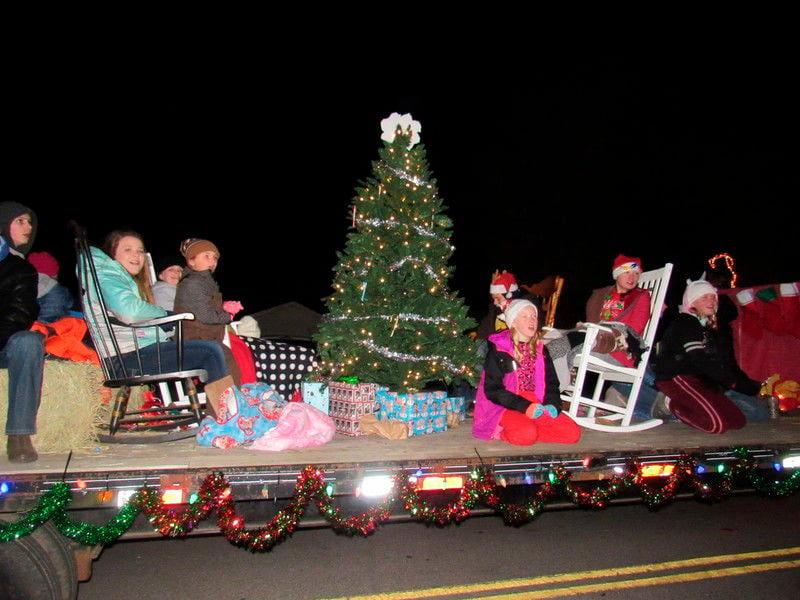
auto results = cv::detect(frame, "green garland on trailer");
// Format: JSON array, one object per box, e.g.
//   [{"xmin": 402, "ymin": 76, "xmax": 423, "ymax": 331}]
[{"xmin": 1, "ymin": 448, "xmax": 798, "ymax": 552}]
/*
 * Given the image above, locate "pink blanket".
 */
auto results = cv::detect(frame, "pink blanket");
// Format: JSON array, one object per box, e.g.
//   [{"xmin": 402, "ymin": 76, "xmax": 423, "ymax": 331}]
[{"xmin": 248, "ymin": 402, "xmax": 336, "ymax": 452}]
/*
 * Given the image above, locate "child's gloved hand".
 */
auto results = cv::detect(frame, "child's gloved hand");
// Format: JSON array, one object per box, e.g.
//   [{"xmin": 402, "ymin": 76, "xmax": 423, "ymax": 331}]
[
  {"xmin": 223, "ymin": 300, "xmax": 244, "ymax": 319},
  {"xmin": 540, "ymin": 404, "xmax": 558, "ymax": 418},
  {"xmin": 525, "ymin": 403, "xmax": 558, "ymax": 419}
]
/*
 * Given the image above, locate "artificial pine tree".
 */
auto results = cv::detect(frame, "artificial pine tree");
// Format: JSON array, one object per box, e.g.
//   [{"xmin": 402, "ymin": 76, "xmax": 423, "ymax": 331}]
[{"xmin": 314, "ymin": 113, "xmax": 478, "ymax": 391}]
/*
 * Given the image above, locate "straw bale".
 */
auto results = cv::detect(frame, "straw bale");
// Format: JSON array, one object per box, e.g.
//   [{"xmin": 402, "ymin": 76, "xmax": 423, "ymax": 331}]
[{"xmin": 1, "ymin": 359, "xmax": 105, "ymax": 453}]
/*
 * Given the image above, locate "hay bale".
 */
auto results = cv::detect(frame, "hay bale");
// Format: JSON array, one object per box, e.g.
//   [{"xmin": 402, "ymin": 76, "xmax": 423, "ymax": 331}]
[{"xmin": 0, "ymin": 359, "xmax": 105, "ymax": 453}]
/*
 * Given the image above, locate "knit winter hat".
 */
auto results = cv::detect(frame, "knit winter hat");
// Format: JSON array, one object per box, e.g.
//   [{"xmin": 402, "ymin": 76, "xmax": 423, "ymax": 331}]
[
  {"xmin": 490, "ymin": 270, "xmax": 519, "ymax": 298},
  {"xmin": 155, "ymin": 254, "xmax": 184, "ymax": 275},
  {"xmin": 180, "ymin": 238, "xmax": 220, "ymax": 261},
  {"xmin": 0, "ymin": 201, "xmax": 37, "ymax": 257},
  {"xmin": 504, "ymin": 299, "xmax": 537, "ymax": 330},
  {"xmin": 27, "ymin": 251, "xmax": 59, "ymax": 278},
  {"xmin": 612, "ymin": 255, "xmax": 642, "ymax": 280},
  {"xmin": 681, "ymin": 278, "xmax": 717, "ymax": 313}
]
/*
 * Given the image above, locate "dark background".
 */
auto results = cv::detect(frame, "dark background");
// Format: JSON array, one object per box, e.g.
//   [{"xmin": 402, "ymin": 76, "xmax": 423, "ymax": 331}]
[{"xmin": 7, "ymin": 49, "xmax": 797, "ymax": 330}]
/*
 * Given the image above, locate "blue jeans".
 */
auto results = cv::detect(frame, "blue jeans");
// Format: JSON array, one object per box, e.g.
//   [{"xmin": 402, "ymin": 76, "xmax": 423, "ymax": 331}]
[
  {"xmin": 725, "ymin": 389, "xmax": 770, "ymax": 423},
  {"xmin": 116, "ymin": 340, "xmax": 228, "ymax": 383},
  {"xmin": 1, "ymin": 330, "xmax": 45, "ymax": 435},
  {"xmin": 611, "ymin": 367, "xmax": 677, "ymax": 421},
  {"xmin": 37, "ymin": 285, "xmax": 74, "ymax": 324}
]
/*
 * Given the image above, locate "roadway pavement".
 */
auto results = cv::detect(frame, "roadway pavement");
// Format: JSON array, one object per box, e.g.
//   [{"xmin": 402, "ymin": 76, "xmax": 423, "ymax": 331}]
[{"xmin": 77, "ymin": 492, "xmax": 800, "ymax": 599}]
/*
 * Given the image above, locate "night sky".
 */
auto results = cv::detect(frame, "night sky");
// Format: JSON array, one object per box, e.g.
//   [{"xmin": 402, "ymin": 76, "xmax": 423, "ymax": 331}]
[{"xmin": 8, "ymin": 50, "xmax": 796, "ymax": 331}]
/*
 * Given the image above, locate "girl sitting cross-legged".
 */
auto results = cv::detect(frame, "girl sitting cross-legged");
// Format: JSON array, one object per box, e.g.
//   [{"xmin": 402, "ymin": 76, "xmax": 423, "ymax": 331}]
[{"xmin": 472, "ymin": 299, "xmax": 581, "ymax": 446}]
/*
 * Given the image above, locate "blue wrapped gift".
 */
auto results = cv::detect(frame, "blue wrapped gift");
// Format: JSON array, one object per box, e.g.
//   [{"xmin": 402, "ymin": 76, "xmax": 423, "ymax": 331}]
[{"xmin": 301, "ymin": 381, "xmax": 330, "ymax": 414}]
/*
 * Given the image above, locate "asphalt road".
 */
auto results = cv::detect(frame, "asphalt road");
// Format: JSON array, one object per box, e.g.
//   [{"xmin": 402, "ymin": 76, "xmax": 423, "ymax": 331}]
[{"xmin": 77, "ymin": 493, "xmax": 800, "ymax": 599}]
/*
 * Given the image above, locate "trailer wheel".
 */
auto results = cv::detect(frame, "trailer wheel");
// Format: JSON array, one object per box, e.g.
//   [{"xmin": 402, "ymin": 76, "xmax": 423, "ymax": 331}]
[{"xmin": 0, "ymin": 520, "xmax": 78, "ymax": 600}]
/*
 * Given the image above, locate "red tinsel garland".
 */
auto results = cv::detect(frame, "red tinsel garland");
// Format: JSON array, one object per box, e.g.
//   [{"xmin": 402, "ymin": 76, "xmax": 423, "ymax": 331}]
[{"xmin": 1, "ymin": 449, "xmax": 798, "ymax": 550}]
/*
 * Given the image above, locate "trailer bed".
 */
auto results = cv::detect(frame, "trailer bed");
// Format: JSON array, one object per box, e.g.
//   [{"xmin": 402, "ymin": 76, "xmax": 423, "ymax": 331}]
[{"xmin": 3, "ymin": 419, "xmax": 799, "ymax": 476}]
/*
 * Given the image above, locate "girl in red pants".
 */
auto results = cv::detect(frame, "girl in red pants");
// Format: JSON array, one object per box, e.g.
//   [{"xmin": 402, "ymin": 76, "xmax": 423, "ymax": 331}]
[{"xmin": 472, "ymin": 299, "xmax": 581, "ymax": 445}]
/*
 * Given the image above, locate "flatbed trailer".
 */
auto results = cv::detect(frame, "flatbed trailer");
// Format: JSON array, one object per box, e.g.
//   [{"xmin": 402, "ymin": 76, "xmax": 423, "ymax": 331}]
[{"xmin": 2, "ymin": 418, "xmax": 800, "ymax": 598}]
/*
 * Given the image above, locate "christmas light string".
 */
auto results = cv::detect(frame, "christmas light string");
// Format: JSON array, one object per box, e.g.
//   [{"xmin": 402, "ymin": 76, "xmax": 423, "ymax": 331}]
[
  {"xmin": 2, "ymin": 451, "xmax": 798, "ymax": 549},
  {"xmin": 708, "ymin": 253, "xmax": 738, "ymax": 287}
]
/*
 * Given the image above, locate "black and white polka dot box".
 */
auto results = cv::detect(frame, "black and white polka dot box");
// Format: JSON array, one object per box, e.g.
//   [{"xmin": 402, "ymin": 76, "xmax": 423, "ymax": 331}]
[{"xmin": 241, "ymin": 337, "xmax": 317, "ymax": 402}]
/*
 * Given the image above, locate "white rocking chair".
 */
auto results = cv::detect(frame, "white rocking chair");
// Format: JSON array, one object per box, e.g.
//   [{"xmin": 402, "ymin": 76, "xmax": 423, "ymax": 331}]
[{"xmin": 562, "ymin": 263, "xmax": 673, "ymax": 432}]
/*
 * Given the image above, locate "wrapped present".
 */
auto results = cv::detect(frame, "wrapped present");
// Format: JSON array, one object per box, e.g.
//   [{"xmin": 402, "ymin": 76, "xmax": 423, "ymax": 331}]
[
  {"xmin": 375, "ymin": 390, "xmax": 459, "ymax": 437},
  {"xmin": 301, "ymin": 381, "xmax": 330, "ymax": 414},
  {"xmin": 327, "ymin": 380, "xmax": 382, "ymax": 436},
  {"xmin": 446, "ymin": 396, "xmax": 466, "ymax": 422}
]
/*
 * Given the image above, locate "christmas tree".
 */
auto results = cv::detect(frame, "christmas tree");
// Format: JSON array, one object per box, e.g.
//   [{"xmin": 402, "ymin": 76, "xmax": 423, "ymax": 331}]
[{"xmin": 314, "ymin": 113, "xmax": 478, "ymax": 391}]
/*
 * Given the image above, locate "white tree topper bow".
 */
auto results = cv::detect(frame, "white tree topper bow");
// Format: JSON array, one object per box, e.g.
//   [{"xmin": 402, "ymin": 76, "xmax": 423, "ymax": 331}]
[{"xmin": 380, "ymin": 112, "xmax": 422, "ymax": 148}]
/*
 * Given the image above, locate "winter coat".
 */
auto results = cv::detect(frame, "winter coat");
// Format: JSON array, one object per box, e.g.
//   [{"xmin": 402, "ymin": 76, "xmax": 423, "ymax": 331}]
[
  {"xmin": 85, "ymin": 247, "xmax": 169, "ymax": 356},
  {"xmin": 151, "ymin": 281, "xmax": 177, "ymax": 311},
  {"xmin": 654, "ymin": 312, "xmax": 760, "ymax": 396},
  {"xmin": 173, "ymin": 268, "xmax": 242, "ymax": 385},
  {"xmin": 472, "ymin": 329, "xmax": 560, "ymax": 440},
  {"xmin": 0, "ymin": 246, "xmax": 39, "ymax": 351},
  {"xmin": 174, "ymin": 268, "xmax": 230, "ymax": 340}
]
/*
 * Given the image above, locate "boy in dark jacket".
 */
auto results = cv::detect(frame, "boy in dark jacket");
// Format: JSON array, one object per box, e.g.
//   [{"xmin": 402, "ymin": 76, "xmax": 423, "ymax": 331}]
[{"xmin": 0, "ymin": 233, "xmax": 44, "ymax": 462}]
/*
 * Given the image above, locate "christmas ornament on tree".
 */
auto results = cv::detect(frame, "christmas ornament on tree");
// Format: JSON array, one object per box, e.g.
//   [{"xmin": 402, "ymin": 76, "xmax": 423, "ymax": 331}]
[{"xmin": 314, "ymin": 113, "xmax": 478, "ymax": 390}]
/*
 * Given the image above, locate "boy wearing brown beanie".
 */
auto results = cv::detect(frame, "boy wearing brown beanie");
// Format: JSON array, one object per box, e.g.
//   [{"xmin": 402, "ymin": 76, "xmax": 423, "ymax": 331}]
[{"xmin": 174, "ymin": 238, "xmax": 244, "ymax": 384}]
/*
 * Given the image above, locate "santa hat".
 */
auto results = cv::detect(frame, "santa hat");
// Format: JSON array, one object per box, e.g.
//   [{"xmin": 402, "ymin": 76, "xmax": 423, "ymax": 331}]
[
  {"xmin": 612, "ymin": 255, "xmax": 642, "ymax": 280},
  {"xmin": 681, "ymin": 278, "xmax": 717, "ymax": 313},
  {"xmin": 180, "ymin": 238, "xmax": 220, "ymax": 260},
  {"xmin": 504, "ymin": 299, "xmax": 537, "ymax": 330},
  {"xmin": 489, "ymin": 270, "xmax": 519, "ymax": 298},
  {"xmin": 28, "ymin": 251, "xmax": 59, "ymax": 278}
]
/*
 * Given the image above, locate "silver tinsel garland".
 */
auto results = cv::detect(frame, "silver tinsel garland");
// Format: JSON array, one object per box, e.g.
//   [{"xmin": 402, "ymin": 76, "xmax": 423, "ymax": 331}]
[
  {"xmin": 327, "ymin": 313, "xmax": 455, "ymax": 325},
  {"xmin": 376, "ymin": 161, "xmax": 429, "ymax": 187},
  {"xmin": 389, "ymin": 257, "xmax": 438, "ymax": 279},
  {"xmin": 357, "ymin": 339, "xmax": 464, "ymax": 374},
  {"xmin": 354, "ymin": 217, "xmax": 454, "ymax": 251}
]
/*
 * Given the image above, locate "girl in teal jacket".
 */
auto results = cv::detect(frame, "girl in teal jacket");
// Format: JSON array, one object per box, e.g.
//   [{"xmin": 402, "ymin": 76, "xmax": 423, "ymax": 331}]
[{"xmin": 88, "ymin": 231, "xmax": 233, "ymax": 412}]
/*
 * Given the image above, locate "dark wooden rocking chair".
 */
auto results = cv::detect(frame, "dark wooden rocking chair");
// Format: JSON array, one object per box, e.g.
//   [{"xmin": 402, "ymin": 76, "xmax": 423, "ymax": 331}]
[
  {"xmin": 521, "ymin": 274, "xmax": 565, "ymax": 329},
  {"xmin": 75, "ymin": 228, "xmax": 209, "ymax": 443}
]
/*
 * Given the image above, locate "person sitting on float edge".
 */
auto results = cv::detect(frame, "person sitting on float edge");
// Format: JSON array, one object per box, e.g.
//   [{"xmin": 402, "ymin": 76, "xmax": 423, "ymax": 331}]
[
  {"xmin": 547, "ymin": 254, "xmax": 651, "ymax": 391},
  {"xmin": 472, "ymin": 299, "xmax": 581, "ymax": 446},
  {"xmin": 653, "ymin": 278, "xmax": 769, "ymax": 434},
  {"xmin": 151, "ymin": 254, "xmax": 183, "ymax": 311},
  {"xmin": 0, "ymin": 234, "xmax": 45, "ymax": 463},
  {"xmin": 0, "ymin": 202, "xmax": 46, "ymax": 463},
  {"xmin": 89, "ymin": 230, "xmax": 236, "ymax": 415}
]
